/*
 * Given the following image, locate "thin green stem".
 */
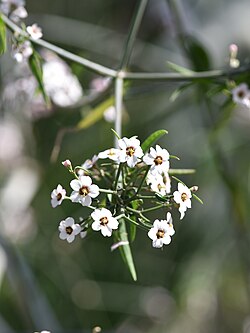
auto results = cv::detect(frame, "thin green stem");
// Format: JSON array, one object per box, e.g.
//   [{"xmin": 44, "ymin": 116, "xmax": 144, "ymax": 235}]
[
  {"xmin": 123, "ymin": 215, "xmax": 148, "ymax": 231},
  {"xmin": 99, "ymin": 188, "xmax": 117, "ymax": 195},
  {"xmin": 120, "ymin": 0, "xmax": 149, "ymax": 69},
  {"xmin": 136, "ymin": 165, "xmax": 150, "ymax": 195},
  {"xmin": 114, "ymin": 163, "xmax": 123, "ymax": 190}
]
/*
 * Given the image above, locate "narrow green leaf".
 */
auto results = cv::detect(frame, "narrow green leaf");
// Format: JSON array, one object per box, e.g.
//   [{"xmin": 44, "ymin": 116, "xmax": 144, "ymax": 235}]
[
  {"xmin": 111, "ymin": 128, "xmax": 121, "ymax": 140},
  {"xmin": 167, "ymin": 61, "xmax": 194, "ymax": 75},
  {"xmin": 169, "ymin": 168, "xmax": 196, "ymax": 175},
  {"xmin": 192, "ymin": 193, "xmax": 204, "ymax": 205},
  {"xmin": 141, "ymin": 129, "xmax": 168, "ymax": 152},
  {"xmin": 29, "ymin": 50, "xmax": 51, "ymax": 108},
  {"xmin": 77, "ymin": 96, "xmax": 114, "ymax": 130},
  {"xmin": 118, "ymin": 219, "xmax": 137, "ymax": 281},
  {"xmin": 0, "ymin": 15, "xmax": 7, "ymax": 55},
  {"xmin": 169, "ymin": 83, "xmax": 193, "ymax": 102},
  {"xmin": 169, "ymin": 155, "xmax": 180, "ymax": 161}
]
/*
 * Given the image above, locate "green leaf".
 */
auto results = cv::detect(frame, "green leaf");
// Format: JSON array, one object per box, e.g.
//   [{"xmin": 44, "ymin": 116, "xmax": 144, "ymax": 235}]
[
  {"xmin": 118, "ymin": 219, "xmax": 137, "ymax": 281},
  {"xmin": 0, "ymin": 15, "xmax": 7, "ymax": 55},
  {"xmin": 169, "ymin": 168, "xmax": 196, "ymax": 175},
  {"xmin": 77, "ymin": 96, "xmax": 114, "ymax": 130},
  {"xmin": 169, "ymin": 83, "xmax": 193, "ymax": 102},
  {"xmin": 167, "ymin": 61, "xmax": 194, "ymax": 75},
  {"xmin": 29, "ymin": 50, "xmax": 51, "ymax": 108},
  {"xmin": 111, "ymin": 128, "xmax": 121, "ymax": 140},
  {"xmin": 141, "ymin": 129, "xmax": 168, "ymax": 152},
  {"xmin": 182, "ymin": 35, "xmax": 211, "ymax": 71},
  {"xmin": 192, "ymin": 193, "xmax": 204, "ymax": 205}
]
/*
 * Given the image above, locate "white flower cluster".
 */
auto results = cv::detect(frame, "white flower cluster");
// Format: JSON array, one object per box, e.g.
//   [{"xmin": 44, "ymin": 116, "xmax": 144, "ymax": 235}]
[
  {"xmin": 232, "ymin": 83, "xmax": 250, "ymax": 108},
  {"xmin": 51, "ymin": 134, "xmax": 198, "ymax": 250}
]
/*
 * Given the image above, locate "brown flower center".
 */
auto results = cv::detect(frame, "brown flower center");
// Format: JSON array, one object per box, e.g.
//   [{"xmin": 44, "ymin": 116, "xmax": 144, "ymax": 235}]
[
  {"xmin": 56, "ymin": 193, "xmax": 62, "ymax": 201},
  {"xmin": 156, "ymin": 229, "xmax": 165, "ymax": 239},
  {"xmin": 100, "ymin": 217, "xmax": 108, "ymax": 226},
  {"xmin": 154, "ymin": 156, "xmax": 163, "ymax": 165},
  {"xmin": 79, "ymin": 186, "xmax": 89, "ymax": 196},
  {"xmin": 237, "ymin": 90, "xmax": 245, "ymax": 98},
  {"xmin": 66, "ymin": 226, "xmax": 73, "ymax": 235},
  {"xmin": 181, "ymin": 193, "xmax": 188, "ymax": 201},
  {"xmin": 126, "ymin": 146, "xmax": 135, "ymax": 157}
]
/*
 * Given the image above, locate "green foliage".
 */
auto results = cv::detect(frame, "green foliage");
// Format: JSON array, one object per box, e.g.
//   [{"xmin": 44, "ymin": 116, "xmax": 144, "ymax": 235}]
[
  {"xmin": 0, "ymin": 15, "xmax": 7, "ymax": 55},
  {"xmin": 29, "ymin": 50, "xmax": 51, "ymax": 107},
  {"xmin": 141, "ymin": 129, "xmax": 168, "ymax": 152}
]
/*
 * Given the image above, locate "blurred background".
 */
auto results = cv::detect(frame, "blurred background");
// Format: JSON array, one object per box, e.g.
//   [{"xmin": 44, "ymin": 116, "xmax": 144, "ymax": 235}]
[{"xmin": 1, "ymin": 0, "xmax": 250, "ymax": 332}]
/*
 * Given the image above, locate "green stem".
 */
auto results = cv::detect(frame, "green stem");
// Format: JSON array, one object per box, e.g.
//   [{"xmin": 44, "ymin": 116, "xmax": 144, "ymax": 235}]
[
  {"xmin": 120, "ymin": 0, "xmax": 149, "ymax": 69},
  {"xmin": 99, "ymin": 188, "xmax": 117, "ymax": 195},
  {"xmin": 123, "ymin": 215, "xmax": 148, "ymax": 231},
  {"xmin": 114, "ymin": 163, "xmax": 123, "ymax": 190},
  {"xmin": 136, "ymin": 165, "xmax": 150, "ymax": 195}
]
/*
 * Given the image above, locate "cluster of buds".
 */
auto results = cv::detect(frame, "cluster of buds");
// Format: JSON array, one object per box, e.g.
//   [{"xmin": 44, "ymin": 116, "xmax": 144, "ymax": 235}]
[
  {"xmin": 51, "ymin": 131, "xmax": 201, "ymax": 249},
  {"xmin": 0, "ymin": 0, "xmax": 43, "ymax": 62}
]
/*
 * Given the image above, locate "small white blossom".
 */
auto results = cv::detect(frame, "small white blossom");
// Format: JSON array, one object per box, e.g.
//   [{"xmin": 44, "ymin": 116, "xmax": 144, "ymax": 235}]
[
  {"xmin": 232, "ymin": 83, "xmax": 250, "ymax": 108},
  {"xmin": 62, "ymin": 159, "xmax": 72, "ymax": 169},
  {"xmin": 98, "ymin": 148, "xmax": 121, "ymax": 162},
  {"xmin": 12, "ymin": 41, "xmax": 33, "ymax": 62},
  {"xmin": 118, "ymin": 136, "xmax": 143, "ymax": 168},
  {"xmin": 103, "ymin": 106, "xmax": 116, "ymax": 123},
  {"xmin": 143, "ymin": 145, "xmax": 170, "ymax": 174},
  {"xmin": 58, "ymin": 217, "xmax": 81, "ymax": 243},
  {"xmin": 91, "ymin": 208, "xmax": 119, "ymax": 237},
  {"xmin": 50, "ymin": 184, "xmax": 66, "ymax": 208},
  {"xmin": 27, "ymin": 23, "xmax": 43, "ymax": 40},
  {"xmin": 147, "ymin": 171, "xmax": 171, "ymax": 195},
  {"xmin": 77, "ymin": 155, "xmax": 98, "ymax": 176},
  {"xmin": 148, "ymin": 212, "xmax": 175, "ymax": 248},
  {"xmin": 70, "ymin": 175, "xmax": 99, "ymax": 206},
  {"xmin": 1, "ymin": 0, "xmax": 27, "ymax": 22},
  {"xmin": 173, "ymin": 182, "xmax": 192, "ymax": 220}
]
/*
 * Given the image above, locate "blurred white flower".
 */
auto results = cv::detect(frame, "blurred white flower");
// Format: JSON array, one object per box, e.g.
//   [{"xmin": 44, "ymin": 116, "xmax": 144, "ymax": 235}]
[
  {"xmin": 0, "ymin": 0, "xmax": 27, "ymax": 22},
  {"xmin": 77, "ymin": 155, "xmax": 98, "ymax": 176},
  {"xmin": 173, "ymin": 182, "xmax": 192, "ymax": 220},
  {"xmin": 103, "ymin": 106, "xmax": 116, "ymax": 123},
  {"xmin": 143, "ymin": 145, "xmax": 170, "ymax": 174},
  {"xmin": 118, "ymin": 136, "xmax": 144, "ymax": 168},
  {"xmin": 147, "ymin": 171, "xmax": 171, "ymax": 195},
  {"xmin": 27, "ymin": 23, "xmax": 43, "ymax": 40},
  {"xmin": 70, "ymin": 176, "xmax": 99, "ymax": 206},
  {"xmin": 232, "ymin": 83, "xmax": 250, "ymax": 108},
  {"xmin": 90, "ymin": 77, "xmax": 111, "ymax": 92},
  {"xmin": 148, "ymin": 213, "xmax": 175, "ymax": 248},
  {"xmin": 58, "ymin": 217, "xmax": 81, "ymax": 243},
  {"xmin": 50, "ymin": 184, "xmax": 66, "ymax": 208},
  {"xmin": 91, "ymin": 208, "xmax": 119, "ymax": 237},
  {"xmin": 42, "ymin": 58, "xmax": 83, "ymax": 107},
  {"xmin": 98, "ymin": 148, "xmax": 120, "ymax": 161},
  {"xmin": 12, "ymin": 40, "xmax": 33, "ymax": 62}
]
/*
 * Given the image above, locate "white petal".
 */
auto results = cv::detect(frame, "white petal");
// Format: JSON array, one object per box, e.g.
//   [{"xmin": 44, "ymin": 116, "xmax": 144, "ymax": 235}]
[
  {"xmin": 152, "ymin": 238, "xmax": 163, "ymax": 248},
  {"xmin": 101, "ymin": 226, "xmax": 112, "ymax": 237},
  {"xmin": 80, "ymin": 195, "xmax": 92, "ymax": 206},
  {"xmin": 166, "ymin": 212, "xmax": 172, "ymax": 223},
  {"xmin": 108, "ymin": 217, "xmax": 119, "ymax": 230},
  {"xmin": 67, "ymin": 234, "xmax": 75, "ymax": 243},
  {"xmin": 79, "ymin": 175, "xmax": 92, "ymax": 187},
  {"xmin": 162, "ymin": 234, "xmax": 171, "ymax": 245},
  {"xmin": 59, "ymin": 231, "xmax": 67, "ymax": 240},
  {"xmin": 51, "ymin": 198, "xmax": 59, "ymax": 208},
  {"xmin": 73, "ymin": 224, "xmax": 81, "ymax": 235},
  {"xmin": 70, "ymin": 191, "xmax": 80, "ymax": 202},
  {"xmin": 89, "ymin": 184, "xmax": 100, "ymax": 198},
  {"xmin": 143, "ymin": 154, "xmax": 154, "ymax": 165},
  {"xmin": 65, "ymin": 217, "xmax": 74, "ymax": 227},
  {"xmin": 92, "ymin": 221, "xmax": 101, "ymax": 231},
  {"xmin": 173, "ymin": 191, "xmax": 182, "ymax": 204},
  {"xmin": 70, "ymin": 179, "xmax": 81, "ymax": 191},
  {"xmin": 127, "ymin": 155, "xmax": 137, "ymax": 168},
  {"xmin": 148, "ymin": 227, "xmax": 157, "ymax": 241}
]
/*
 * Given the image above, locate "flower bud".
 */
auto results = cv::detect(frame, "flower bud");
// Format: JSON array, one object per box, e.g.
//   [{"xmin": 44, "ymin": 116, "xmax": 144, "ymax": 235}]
[
  {"xmin": 190, "ymin": 185, "xmax": 199, "ymax": 192},
  {"xmin": 62, "ymin": 159, "xmax": 72, "ymax": 169}
]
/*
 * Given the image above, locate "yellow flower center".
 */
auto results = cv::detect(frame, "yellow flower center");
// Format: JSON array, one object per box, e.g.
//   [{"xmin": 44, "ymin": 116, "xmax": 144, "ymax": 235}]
[
  {"xmin": 156, "ymin": 229, "xmax": 165, "ymax": 239},
  {"xmin": 126, "ymin": 146, "xmax": 135, "ymax": 157},
  {"xmin": 154, "ymin": 156, "xmax": 163, "ymax": 165},
  {"xmin": 66, "ymin": 226, "xmax": 73, "ymax": 235},
  {"xmin": 79, "ymin": 186, "xmax": 89, "ymax": 196},
  {"xmin": 181, "ymin": 193, "xmax": 188, "ymax": 201},
  {"xmin": 100, "ymin": 217, "xmax": 108, "ymax": 226}
]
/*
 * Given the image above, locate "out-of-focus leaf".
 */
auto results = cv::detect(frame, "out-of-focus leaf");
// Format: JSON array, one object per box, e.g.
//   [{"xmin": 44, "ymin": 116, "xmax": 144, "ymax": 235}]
[
  {"xmin": 0, "ymin": 15, "xmax": 7, "ymax": 55},
  {"xmin": 77, "ymin": 96, "xmax": 114, "ymax": 130},
  {"xmin": 118, "ymin": 219, "xmax": 137, "ymax": 281},
  {"xmin": 182, "ymin": 35, "xmax": 211, "ymax": 71},
  {"xmin": 170, "ymin": 83, "xmax": 193, "ymax": 102},
  {"xmin": 141, "ymin": 129, "xmax": 168, "ymax": 152},
  {"xmin": 29, "ymin": 50, "xmax": 51, "ymax": 107},
  {"xmin": 167, "ymin": 61, "xmax": 194, "ymax": 75}
]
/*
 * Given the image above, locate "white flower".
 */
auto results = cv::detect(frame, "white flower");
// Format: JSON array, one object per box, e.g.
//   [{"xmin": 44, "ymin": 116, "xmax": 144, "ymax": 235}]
[
  {"xmin": 42, "ymin": 58, "xmax": 83, "ymax": 107},
  {"xmin": 143, "ymin": 145, "xmax": 170, "ymax": 174},
  {"xmin": 148, "ymin": 213, "xmax": 175, "ymax": 248},
  {"xmin": 50, "ymin": 184, "xmax": 66, "ymax": 208},
  {"xmin": 232, "ymin": 83, "xmax": 250, "ymax": 108},
  {"xmin": 58, "ymin": 217, "xmax": 81, "ymax": 243},
  {"xmin": 91, "ymin": 208, "xmax": 119, "ymax": 237},
  {"xmin": 118, "ymin": 136, "xmax": 143, "ymax": 168},
  {"xmin": 77, "ymin": 155, "xmax": 98, "ymax": 176},
  {"xmin": 12, "ymin": 41, "xmax": 33, "ymax": 62},
  {"xmin": 173, "ymin": 183, "xmax": 192, "ymax": 220},
  {"xmin": 27, "ymin": 23, "xmax": 43, "ymax": 40},
  {"xmin": 1, "ymin": 0, "xmax": 27, "ymax": 22},
  {"xmin": 70, "ymin": 176, "xmax": 99, "ymax": 206},
  {"xmin": 103, "ymin": 106, "xmax": 116, "ymax": 123},
  {"xmin": 98, "ymin": 148, "xmax": 120, "ymax": 162},
  {"xmin": 147, "ymin": 171, "xmax": 171, "ymax": 195}
]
